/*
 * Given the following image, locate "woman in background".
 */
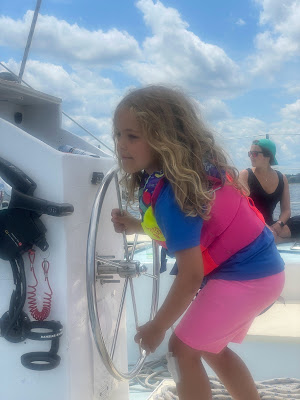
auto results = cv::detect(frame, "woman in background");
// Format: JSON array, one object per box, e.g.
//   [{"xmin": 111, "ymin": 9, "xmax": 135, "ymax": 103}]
[{"xmin": 240, "ymin": 138, "xmax": 299, "ymax": 242}]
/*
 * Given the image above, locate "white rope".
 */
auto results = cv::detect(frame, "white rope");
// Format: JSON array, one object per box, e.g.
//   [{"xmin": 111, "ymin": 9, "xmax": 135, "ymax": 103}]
[
  {"xmin": 152, "ymin": 377, "xmax": 300, "ymax": 399},
  {"xmin": 130, "ymin": 356, "xmax": 300, "ymax": 399}
]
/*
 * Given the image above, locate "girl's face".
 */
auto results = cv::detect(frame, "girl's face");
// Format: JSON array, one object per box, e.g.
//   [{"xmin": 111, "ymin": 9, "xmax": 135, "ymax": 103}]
[
  {"xmin": 248, "ymin": 144, "xmax": 269, "ymax": 167},
  {"xmin": 115, "ymin": 107, "xmax": 160, "ymax": 174}
]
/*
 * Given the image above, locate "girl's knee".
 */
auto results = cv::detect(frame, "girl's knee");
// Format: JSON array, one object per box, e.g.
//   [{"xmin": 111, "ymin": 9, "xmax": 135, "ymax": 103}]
[
  {"xmin": 169, "ymin": 333, "xmax": 201, "ymax": 360},
  {"xmin": 168, "ymin": 333, "xmax": 182, "ymax": 354},
  {"xmin": 202, "ymin": 346, "xmax": 229, "ymax": 364}
]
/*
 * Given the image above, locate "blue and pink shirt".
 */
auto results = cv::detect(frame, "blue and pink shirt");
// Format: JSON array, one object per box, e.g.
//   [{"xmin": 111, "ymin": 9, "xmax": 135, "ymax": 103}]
[{"xmin": 139, "ymin": 171, "xmax": 284, "ymax": 281}]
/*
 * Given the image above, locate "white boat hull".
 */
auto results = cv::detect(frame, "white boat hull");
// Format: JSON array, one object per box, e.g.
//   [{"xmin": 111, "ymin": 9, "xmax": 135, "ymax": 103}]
[{"xmin": 0, "ymin": 81, "xmax": 129, "ymax": 400}]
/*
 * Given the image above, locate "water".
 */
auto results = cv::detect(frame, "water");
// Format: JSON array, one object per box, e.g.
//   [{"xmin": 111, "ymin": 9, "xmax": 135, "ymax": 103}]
[
  {"xmin": 274, "ymin": 182, "xmax": 300, "ymax": 219},
  {"xmin": 288, "ymin": 183, "xmax": 300, "ymax": 215}
]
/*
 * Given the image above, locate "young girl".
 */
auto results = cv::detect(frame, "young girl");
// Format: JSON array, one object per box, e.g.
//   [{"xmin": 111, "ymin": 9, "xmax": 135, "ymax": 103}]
[{"xmin": 111, "ymin": 85, "xmax": 285, "ymax": 400}]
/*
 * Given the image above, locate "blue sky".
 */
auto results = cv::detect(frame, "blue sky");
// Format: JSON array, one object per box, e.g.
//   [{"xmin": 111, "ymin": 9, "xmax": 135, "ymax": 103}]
[{"xmin": 1, "ymin": 0, "xmax": 300, "ymax": 172}]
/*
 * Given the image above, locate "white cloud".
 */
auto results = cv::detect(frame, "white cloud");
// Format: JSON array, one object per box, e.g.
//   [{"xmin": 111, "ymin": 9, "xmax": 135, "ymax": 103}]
[
  {"xmin": 1, "ymin": 3, "xmax": 246, "ymax": 99},
  {"xmin": 1, "ymin": 2, "xmax": 299, "ymax": 173},
  {"xmin": 236, "ymin": 18, "xmax": 246, "ymax": 26},
  {"xmin": 138, "ymin": 0, "xmax": 189, "ymax": 34},
  {"xmin": 214, "ymin": 114, "xmax": 300, "ymax": 170},
  {"xmin": 268, "ymin": 122, "xmax": 300, "ymax": 167},
  {"xmin": 216, "ymin": 116, "xmax": 266, "ymax": 140},
  {"xmin": 199, "ymin": 99, "xmax": 232, "ymax": 123},
  {"xmin": 211, "ymin": 117, "xmax": 267, "ymax": 169},
  {"xmin": 280, "ymin": 99, "xmax": 300, "ymax": 119},
  {"xmin": 125, "ymin": 0, "xmax": 245, "ymax": 98},
  {"xmin": 284, "ymin": 82, "xmax": 300, "ymax": 95},
  {"xmin": 0, "ymin": 11, "xmax": 141, "ymax": 66},
  {"xmin": 251, "ymin": 0, "xmax": 300, "ymax": 76}
]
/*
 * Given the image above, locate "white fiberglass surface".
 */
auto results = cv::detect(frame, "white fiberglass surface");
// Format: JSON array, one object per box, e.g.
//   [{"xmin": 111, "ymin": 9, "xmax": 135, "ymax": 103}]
[{"xmin": 0, "ymin": 118, "xmax": 128, "ymax": 400}]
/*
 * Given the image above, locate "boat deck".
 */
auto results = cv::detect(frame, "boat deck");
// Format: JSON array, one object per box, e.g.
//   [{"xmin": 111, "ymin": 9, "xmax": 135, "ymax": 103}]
[{"xmin": 248, "ymin": 303, "xmax": 300, "ymax": 340}]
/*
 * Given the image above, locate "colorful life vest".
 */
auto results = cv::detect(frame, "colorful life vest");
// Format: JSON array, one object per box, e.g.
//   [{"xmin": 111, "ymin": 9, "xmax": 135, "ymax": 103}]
[
  {"xmin": 139, "ymin": 171, "xmax": 167, "ymax": 247},
  {"xmin": 139, "ymin": 175, "xmax": 266, "ymax": 276}
]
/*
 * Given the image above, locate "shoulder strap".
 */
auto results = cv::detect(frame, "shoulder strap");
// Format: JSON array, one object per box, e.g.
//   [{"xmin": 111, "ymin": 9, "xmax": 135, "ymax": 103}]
[
  {"xmin": 276, "ymin": 170, "xmax": 283, "ymax": 182},
  {"xmin": 275, "ymin": 170, "xmax": 284, "ymax": 194},
  {"xmin": 208, "ymin": 175, "xmax": 223, "ymax": 187},
  {"xmin": 247, "ymin": 168, "xmax": 260, "ymax": 189},
  {"xmin": 151, "ymin": 178, "xmax": 165, "ymax": 210}
]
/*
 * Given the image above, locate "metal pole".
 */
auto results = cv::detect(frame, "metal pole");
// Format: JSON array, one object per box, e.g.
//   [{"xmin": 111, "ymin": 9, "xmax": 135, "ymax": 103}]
[{"xmin": 18, "ymin": 0, "xmax": 42, "ymax": 82}]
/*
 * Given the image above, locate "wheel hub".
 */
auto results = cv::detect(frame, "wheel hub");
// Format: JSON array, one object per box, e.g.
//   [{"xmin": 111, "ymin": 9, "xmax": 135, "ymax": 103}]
[{"xmin": 97, "ymin": 258, "xmax": 147, "ymax": 279}]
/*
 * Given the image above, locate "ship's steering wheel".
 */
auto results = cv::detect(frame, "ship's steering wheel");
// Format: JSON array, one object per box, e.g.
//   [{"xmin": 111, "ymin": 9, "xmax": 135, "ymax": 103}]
[{"xmin": 86, "ymin": 165, "xmax": 160, "ymax": 380}]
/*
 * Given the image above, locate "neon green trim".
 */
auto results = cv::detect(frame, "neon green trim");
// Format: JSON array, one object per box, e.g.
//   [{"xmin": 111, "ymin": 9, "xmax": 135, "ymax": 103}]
[{"xmin": 141, "ymin": 206, "xmax": 166, "ymax": 242}]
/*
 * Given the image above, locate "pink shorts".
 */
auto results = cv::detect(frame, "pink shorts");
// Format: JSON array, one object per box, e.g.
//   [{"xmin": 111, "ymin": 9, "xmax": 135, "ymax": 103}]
[{"xmin": 175, "ymin": 271, "xmax": 285, "ymax": 354}]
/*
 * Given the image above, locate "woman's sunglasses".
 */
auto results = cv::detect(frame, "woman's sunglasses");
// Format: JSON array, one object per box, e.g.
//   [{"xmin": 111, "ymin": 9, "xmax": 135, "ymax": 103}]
[{"xmin": 248, "ymin": 151, "xmax": 263, "ymax": 157}]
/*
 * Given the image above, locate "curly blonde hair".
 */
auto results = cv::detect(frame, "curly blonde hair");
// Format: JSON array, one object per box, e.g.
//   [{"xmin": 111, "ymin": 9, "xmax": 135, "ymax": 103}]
[{"xmin": 113, "ymin": 85, "xmax": 244, "ymax": 218}]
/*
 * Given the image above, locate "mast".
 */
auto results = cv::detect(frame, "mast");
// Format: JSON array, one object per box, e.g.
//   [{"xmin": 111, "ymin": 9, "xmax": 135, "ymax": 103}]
[{"xmin": 18, "ymin": 0, "xmax": 42, "ymax": 82}]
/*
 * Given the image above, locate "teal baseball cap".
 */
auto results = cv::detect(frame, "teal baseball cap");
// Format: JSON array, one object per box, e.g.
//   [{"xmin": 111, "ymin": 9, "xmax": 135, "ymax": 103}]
[{"xmin": 252, "ymin": 138, "xmax": 278, "ymax": 165}]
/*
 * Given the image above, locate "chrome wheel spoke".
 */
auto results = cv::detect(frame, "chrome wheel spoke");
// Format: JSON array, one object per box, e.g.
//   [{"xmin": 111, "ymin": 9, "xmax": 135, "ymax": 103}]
[
  {"xmin": 130, "ymin": 234, "xmax": 139, "ymax": 261},
  {"xmin": 114, "ymin": 173, "xmax": 129, "ymax": 261},
  {"xmin": 129, "ymin": 277, "xmax": 139, "ymax": 330},
  {"xmin": 96, "ymin": 257, "xmax": 121, "ymax": 268},
  {"xmin": 110, "ymin": 278, "xmax": 129, "ymax": 359},
  {"xmin": 141, "ymin": 272, "xmax": 158, "ymax": 280},
  {"xmin": 149, "ymin": 242, "xmax": 160, "ymax": 321},
  {"xmin": 128, "ymin": 276, "xmax": 143, "ymax": 354}
]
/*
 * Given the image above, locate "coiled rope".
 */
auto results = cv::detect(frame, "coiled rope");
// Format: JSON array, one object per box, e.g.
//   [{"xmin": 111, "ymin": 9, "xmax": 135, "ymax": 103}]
[{"xmin": 130, "ymin": 356, "xmax": 300, "ymax": 399}]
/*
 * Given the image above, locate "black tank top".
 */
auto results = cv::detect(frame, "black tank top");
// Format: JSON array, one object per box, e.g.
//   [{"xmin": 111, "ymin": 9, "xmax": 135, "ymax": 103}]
[{"xmin": 247, "ymin": 168, "xmax": 284, "ymax": 225}]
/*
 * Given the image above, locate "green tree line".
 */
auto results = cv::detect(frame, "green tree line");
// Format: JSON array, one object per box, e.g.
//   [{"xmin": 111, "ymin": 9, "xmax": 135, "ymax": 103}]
[{"xmin": 286, "ymin": 173, "xmax": 300, "ymax": 183}]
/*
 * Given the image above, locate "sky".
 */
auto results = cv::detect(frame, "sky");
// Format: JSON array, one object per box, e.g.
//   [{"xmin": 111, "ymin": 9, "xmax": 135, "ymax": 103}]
[{"xmin": 0, "ymin": 0, "xmax": 300, "ymax": 173}]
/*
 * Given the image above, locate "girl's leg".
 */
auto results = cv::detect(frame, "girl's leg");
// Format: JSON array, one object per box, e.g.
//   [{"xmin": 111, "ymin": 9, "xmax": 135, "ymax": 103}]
[
  {"xmin": 202, "ymin": 346, "xmax": 260, "ymax": 400},
  {"xmin": 169, "ymin": 334, "xmax": 212, "ymax": 400}
]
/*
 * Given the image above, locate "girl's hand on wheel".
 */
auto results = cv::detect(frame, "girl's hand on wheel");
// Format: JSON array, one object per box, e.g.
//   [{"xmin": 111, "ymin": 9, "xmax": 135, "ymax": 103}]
[
  {"xmin": 111, "ymin": 209, "xmax": 142, "ymax": 235},
  {"xmin": 134, "ymin": 320, "xmax": 166, "ymax": 354}
]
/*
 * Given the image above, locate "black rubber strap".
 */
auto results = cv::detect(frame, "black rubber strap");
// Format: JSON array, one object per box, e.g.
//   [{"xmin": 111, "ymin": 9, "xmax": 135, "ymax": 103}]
[
  {"xmin": 25, "ymin": 320, "xmax": 63, "ymax": 341},
  {"xmin": 21, "ymin": 351, "xmax": 61, "ymax": 371},
  {"xmin": 21, "ymin": 336, "xmax": 61, "ymax": 370}
]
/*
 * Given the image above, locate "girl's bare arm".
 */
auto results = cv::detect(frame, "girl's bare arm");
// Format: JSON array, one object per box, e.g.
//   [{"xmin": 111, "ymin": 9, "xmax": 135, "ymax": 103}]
[{"xmin": 135, "ymin": 245, "xmax": 204, "ymax": 353}]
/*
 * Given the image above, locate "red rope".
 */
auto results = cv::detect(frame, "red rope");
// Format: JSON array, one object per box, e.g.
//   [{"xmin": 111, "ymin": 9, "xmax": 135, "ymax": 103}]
[{"xmin": 27, "ymin": 250, "xmax": 53, "ymax": 321}]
